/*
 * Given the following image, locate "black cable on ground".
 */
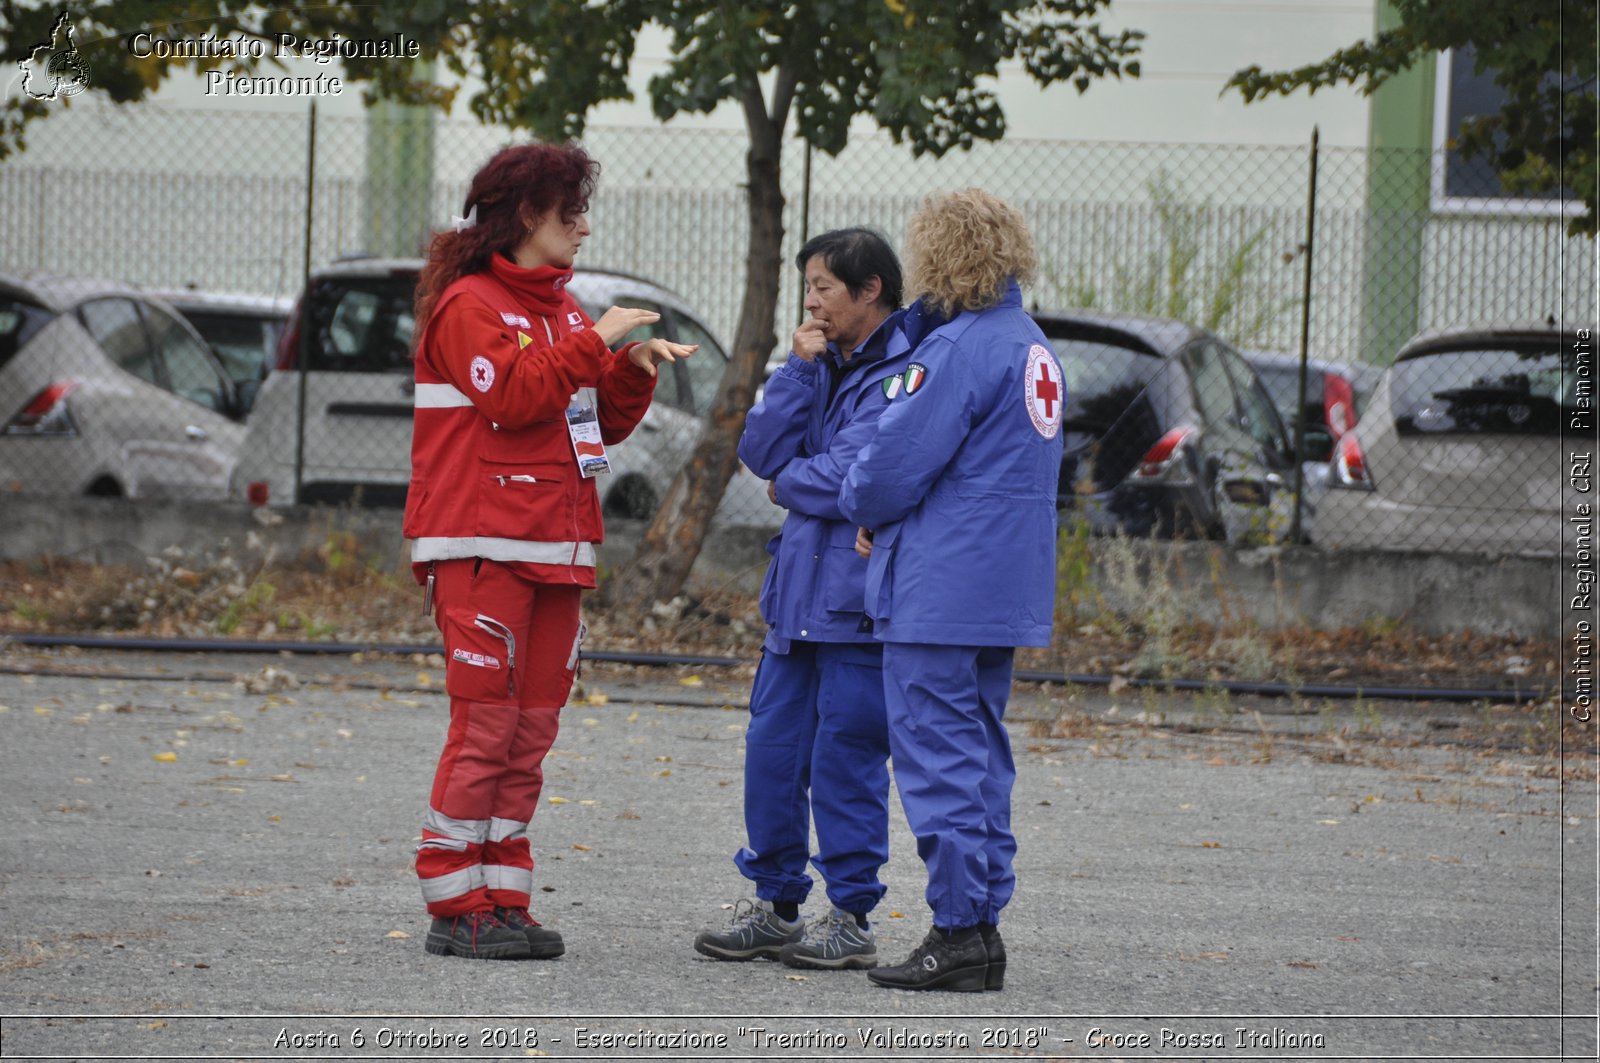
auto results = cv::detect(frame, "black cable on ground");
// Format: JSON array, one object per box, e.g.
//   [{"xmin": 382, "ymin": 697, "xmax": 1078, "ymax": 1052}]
[
  {"xmin": 0, "ymin": 632, "xmax": 1556, "ymax": 703},
  {"xmin": 3, "ymin": 632, "xmax": 1557, "ymax": 704}
]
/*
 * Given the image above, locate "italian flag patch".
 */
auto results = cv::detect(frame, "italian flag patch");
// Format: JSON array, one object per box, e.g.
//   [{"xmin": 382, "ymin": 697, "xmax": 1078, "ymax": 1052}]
[
  {"xmin": 902, "ymin": 363, "xmax": 928, "ymax": 395},
  {"xmin": 882, "ymin": 374, "xmax": 903, "ymax": 398}
]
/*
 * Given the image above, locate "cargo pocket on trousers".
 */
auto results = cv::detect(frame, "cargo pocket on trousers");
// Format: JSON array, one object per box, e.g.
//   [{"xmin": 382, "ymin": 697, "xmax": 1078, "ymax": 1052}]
[{"xmin": 442, "ymin": 608, "xmax": 516, "ymax": 703}]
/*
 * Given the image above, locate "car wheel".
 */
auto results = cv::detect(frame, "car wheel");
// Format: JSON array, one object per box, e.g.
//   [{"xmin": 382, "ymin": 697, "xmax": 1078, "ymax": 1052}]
[{"xmin": 603, "ymin": 475, "xmax": 658, "ymax": 520}]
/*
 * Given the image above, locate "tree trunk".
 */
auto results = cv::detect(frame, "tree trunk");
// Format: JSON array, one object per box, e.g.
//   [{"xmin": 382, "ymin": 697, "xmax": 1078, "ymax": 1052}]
[{"xmin": 598, "ymin": 75, "xmax": 792, "ymax": 615}]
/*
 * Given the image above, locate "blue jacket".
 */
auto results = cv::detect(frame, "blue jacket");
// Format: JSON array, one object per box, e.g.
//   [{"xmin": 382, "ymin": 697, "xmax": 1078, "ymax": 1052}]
[
  {"xmin": 739, "ymin": 311, "xmax": 910, "ymax": 652},
  {"xmin": 839, "ymin": 283, "xmax": 1064, "ymax": 647}
]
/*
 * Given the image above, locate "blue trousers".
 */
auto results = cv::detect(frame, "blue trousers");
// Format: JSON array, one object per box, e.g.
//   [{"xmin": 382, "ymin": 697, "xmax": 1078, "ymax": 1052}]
[
  {"xmin": 735, "ymin": 641, "xmax": 890, "ymax": 914},
  {"xmin": 881, "ymin": 642, "xmax": 1017, "ymax": 929}
]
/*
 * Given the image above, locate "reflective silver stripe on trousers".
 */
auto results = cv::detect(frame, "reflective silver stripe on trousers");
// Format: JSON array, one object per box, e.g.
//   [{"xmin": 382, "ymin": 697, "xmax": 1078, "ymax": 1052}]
[
  {"xmin": 411, "ymin": 536, "xmax": 597, "ymax": 568},
  {"xmin": 484, "ymin": 864, "xmax": 534, "ymax": 895},
  {"xmin": 488, "ymin": 816, "xmax": 529, "ymax": 844},
  {"xmin": 418, "ymin": 865, "xmax": 485, "ymax": 903},
  {"xmin": 424, "ymin": 807, "xmax": 489, "ymax": 844},
  {"xmin": 414, "ymin": 383, "xmax": 475, "ymax": 408}
]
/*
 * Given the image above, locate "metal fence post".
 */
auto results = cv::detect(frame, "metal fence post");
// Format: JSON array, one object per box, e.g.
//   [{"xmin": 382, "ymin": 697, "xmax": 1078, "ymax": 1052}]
[
  {"xmin": 293, "ymin": 99, "xmax": 318, "ymax": 507},
  {"xmin": 1290, "ymin": 126, "xmax": 1319, "ymax": 545}
]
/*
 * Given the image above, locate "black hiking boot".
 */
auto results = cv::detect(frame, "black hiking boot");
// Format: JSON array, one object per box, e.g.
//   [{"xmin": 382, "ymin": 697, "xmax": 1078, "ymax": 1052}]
[
  {"xmin": 424, "ymin": 909, "xmax": 533, "ymax": 960},
  {"xmin": 495, "ymin": 906, "xmax": 565, "ymax": 959}
]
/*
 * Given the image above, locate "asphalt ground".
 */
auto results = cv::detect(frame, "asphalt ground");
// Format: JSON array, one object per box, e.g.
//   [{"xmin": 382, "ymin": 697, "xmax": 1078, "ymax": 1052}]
[{"xmin": 0, "ymin": 644, "xmax": 1595, "ymax": 1062}]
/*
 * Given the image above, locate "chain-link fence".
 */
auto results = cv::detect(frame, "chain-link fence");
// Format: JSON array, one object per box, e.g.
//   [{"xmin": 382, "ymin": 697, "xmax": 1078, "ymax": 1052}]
[{"xmin": 1, "ymin": 101, "xmax": 1593, "ymax": 554}]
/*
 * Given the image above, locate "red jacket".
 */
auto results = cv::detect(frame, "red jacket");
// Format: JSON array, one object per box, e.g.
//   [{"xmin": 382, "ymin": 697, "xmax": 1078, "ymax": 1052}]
[{"xmin": 403, "ymin": 262, "xmax": 656, "ymax": 586}]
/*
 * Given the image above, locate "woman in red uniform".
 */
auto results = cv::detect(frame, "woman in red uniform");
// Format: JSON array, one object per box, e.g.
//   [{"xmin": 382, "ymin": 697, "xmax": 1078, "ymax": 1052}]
[{"xmin": 404, "ymin": 143, "xmax": 695, "ymax": 960}]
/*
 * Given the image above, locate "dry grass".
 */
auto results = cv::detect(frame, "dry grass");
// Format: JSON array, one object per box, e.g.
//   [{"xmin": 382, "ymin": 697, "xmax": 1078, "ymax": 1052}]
[{"xmin": 0, "ymin": 537, "xmax": 1558, "ymax": 696}]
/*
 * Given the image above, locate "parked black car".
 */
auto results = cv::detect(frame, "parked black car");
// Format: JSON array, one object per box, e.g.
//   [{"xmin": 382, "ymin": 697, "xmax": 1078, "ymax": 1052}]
[{"xmin": 1031, "ymin": 310, "xmax": 1296, "ymax": 542}]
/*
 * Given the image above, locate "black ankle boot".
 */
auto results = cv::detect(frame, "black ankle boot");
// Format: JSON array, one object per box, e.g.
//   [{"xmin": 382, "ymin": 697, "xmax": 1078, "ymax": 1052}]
[
  {"xmin": 867, "ymin": 925, "xmax": 987, "ymax": 992},
  {"xmin": 978, "ymin": 923, "xmax": 1005, "ymax": 990}
]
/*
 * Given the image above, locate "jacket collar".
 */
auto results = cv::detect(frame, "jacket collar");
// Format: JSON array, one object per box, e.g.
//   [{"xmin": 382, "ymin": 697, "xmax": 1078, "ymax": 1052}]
[
  {"xmin": 824, "ymin": 308, "xmax": 906, "ymax": 370},
  {"xmin": 898, "ymin": 280, "xmax": 1024, "ymax": 352}
]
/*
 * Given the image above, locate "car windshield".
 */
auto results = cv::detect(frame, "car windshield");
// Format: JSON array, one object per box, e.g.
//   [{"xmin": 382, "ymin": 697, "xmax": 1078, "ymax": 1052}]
[
  {"xmin": 1037, "ymin": 327, "xmax": 1165, "ymax": 493},
  {"xmin": 180, "ymin": 309, "xmax": 284, "ymax": 386},
  {"xmin": 1393, "ymin": 340, "xmax": 1572, "ymax": 436},
  {"xmin": 308, "ymin": 275, "xmax": 416, "ymax": 372},
  {"xmin": 1254, "ymin": 363, "xmax": 1323, "ymax": 419},
  {"xmin": 1042, "ymin": 333, "xmax": 1163, "ymax": 429}
]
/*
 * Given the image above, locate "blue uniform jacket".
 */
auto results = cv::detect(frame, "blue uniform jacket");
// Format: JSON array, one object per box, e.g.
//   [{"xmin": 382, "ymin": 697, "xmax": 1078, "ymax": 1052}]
[
  {"xmin": 739, "ymin": 311, "xmax": 910, "ymax": 653},
  {"xmin": 839, "ymin": 283, "xmax": 1065, "ymax": 647}
]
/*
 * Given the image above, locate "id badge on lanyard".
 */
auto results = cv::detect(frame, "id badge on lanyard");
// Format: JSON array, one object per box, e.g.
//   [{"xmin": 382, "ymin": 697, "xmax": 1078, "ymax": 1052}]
[
  {"xmin": 540, "ymin": 310, "xmax": 612, "ymax": 479},
  {"xmin": 567, "ymin": 386, "xmax": 611, "ymax": 478}
]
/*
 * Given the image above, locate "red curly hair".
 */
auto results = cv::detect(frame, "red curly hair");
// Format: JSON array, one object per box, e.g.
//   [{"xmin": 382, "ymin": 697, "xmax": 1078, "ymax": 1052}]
[{"xmin": 415, "ymin": 142, "xmax": 600, "ymax": 332}]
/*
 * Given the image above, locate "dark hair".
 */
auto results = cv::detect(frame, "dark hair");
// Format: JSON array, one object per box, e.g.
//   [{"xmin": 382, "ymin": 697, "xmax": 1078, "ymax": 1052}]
[
  {"xmin": 415, "ymin": 142, "xmax": 600, "ymax": 332},
  {"xmin": 795, "ymin": 228, "xmax": 902, "ymax": 310}
]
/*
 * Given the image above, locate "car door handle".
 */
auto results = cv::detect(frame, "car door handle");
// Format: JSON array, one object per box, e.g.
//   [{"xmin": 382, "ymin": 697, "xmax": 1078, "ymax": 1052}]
[{"xmin": 184, "ymin": 425, "xmax": 209, "ymax": 442}]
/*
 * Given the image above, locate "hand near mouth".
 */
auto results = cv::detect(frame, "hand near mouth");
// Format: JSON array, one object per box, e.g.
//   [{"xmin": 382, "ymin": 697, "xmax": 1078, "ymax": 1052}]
[{"xmin": 792, "ymin": 317, "xmax": 829, "ymax": 362}]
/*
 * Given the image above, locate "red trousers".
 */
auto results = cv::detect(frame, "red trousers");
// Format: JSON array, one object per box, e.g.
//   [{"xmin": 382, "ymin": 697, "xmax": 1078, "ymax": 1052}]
[{"xmin": 415, "ymin": 559, "xmax": 582, "ymax": 917}]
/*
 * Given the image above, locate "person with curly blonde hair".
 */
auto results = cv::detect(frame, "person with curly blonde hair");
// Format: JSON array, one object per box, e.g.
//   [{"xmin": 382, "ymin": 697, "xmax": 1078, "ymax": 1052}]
[
  {"xmin": 841, "ymin": 189, "xmax": 1065, "ymax": 992},
  {"xmin": 903, "ymin": 187, "xmax": 1039, "ymax": 319}
]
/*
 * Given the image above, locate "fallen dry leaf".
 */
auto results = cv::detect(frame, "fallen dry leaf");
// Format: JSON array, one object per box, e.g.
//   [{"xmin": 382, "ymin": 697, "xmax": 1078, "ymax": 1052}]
[
  {"xmin": 679, "ymin": 675, "xmax": 704, "ymax": 687},
  {"xmin": 547, "ymin": 796, "xmax": 568, "ymax": 805},
  {"xmin": 386, "ymin": 930, "xmax": 410, "ymax": 940},
  {"xmin": 572, "ymin": 844, "xmax": 592, "ymax": 852},
  {"xmin": 152, "ymin": 752, "xmax": 178, "ymax": 763}
]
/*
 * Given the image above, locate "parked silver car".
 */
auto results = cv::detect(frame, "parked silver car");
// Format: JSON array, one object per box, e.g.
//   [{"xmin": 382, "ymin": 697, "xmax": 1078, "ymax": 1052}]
[
  {"xmin": 0, "ymin": 273, "xmax": 247, "ymax": 500},
  {"xmin": 1317, "ymin": 324, "xmax": 1569, "ymax": 556},
  {"xmin": 233, "ymin": 257, "xmax": 780, "ymax": 525}
]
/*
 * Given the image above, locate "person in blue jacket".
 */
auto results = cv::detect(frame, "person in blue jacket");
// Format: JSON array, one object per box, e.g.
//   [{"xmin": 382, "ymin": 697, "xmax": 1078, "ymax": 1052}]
[
  {"xmin": 840, "ymin": 190, "xmax": 1065, "ymax": 992},
  {"xmin": 693, "ymin": 228, "xmax": 911, "ymax": 971}
]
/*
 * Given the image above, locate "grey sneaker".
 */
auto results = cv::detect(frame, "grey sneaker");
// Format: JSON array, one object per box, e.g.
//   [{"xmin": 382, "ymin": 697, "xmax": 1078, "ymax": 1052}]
[
  {"xmin": 693, "ymin": 899, "xmax": 803, "ymax": 961},
  {"xmin": 779, "ymin": 906, "xmax": 878, "ymax": 970}
]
